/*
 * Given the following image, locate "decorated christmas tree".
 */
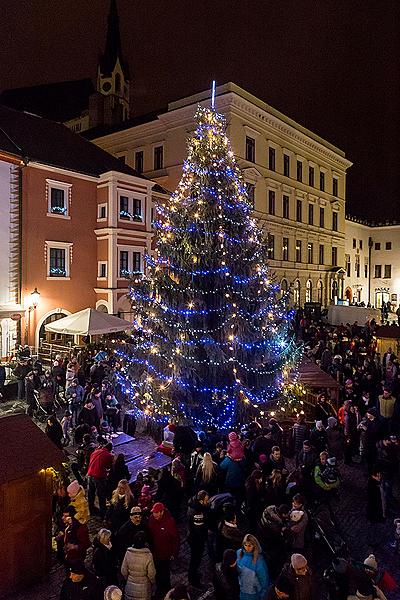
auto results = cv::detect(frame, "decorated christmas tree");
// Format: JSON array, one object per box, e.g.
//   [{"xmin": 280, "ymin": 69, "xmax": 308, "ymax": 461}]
[{"xmin": 117, "ymin": 95, "xmax": 300, "ymax": 429}]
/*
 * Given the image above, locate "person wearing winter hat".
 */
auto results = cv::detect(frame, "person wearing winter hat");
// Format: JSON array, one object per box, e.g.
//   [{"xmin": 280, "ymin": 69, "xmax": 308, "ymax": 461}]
[
  {"xmin": 59, "ymin": 562, "xmax": 103, "ymax": 600},
  {"xmin": 104, "ymin": 585, "xmax": 123, "ymax": 600},
  {"xmin": 310, "ymin": 420, "xmax": 328, "ymax": 454},
  {"xmin": 363, "ymin": 554, "xmax": 378, "ymax": 574},
  {"xmin": 67, "ymin": 480, "xmax": 89, "ymax": 524},
  {"xmin": 347, "ymin": 577, "xmax": 387, "ymax": 599},
  {"xmin": 279, "ymin": 554, "xmax": 313, "ymax": 600},
  {"xmin": 148, "ymin": 502, "xmax": 179, "ymax": 595},
  {"xmin": 60, "ymin": 505, "xmax": 90, "ymax": 568},
  {"xmin": 114, "ymin": 506, "xmax": 148, "ymax": 563},
  {"xmin": 227, "ymin": 431, "xmax": 245, "ymax": 461}
]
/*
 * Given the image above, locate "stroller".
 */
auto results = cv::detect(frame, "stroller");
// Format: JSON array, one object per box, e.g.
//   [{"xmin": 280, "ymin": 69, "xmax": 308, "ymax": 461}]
[{"xmin": 32, "ymin": 389, "xmax": 54, "ymax": 422}]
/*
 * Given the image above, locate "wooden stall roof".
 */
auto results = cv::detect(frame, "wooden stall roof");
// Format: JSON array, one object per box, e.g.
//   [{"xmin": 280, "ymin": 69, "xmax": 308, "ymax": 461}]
[
  {"xmin": 374, "ymin": 325, "xmax": 400, "ymax": 340},
  {"xmin": 295, "ymin": 357, "xmax": 341, "ymax": 389},
  {"xmin": 0, "ymin": 414, "xmax": 64, "ymax": 484}
]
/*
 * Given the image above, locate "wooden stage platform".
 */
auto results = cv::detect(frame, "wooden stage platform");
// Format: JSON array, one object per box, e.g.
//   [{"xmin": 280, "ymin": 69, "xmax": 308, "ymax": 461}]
[{"xmin": 110, "ymin": 432, "xmax": 171, "ymax": 482}]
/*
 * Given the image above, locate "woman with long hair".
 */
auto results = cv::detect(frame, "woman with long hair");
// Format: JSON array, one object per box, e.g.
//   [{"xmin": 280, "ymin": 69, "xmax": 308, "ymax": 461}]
[
  {"xmin": 92, "ymin": 528, "xmax": 118, "ymax": 586},
  {"xmin": 236, "ymin": 534, "xmax": 269, "ymax": 600},
  {"xmin": 265, "ymin": 469, "xmax": 287, "ymax": 506},
  {"xmin": 106, "ymin": 479, "xmax": 134, "ymax": 533},
  {"xmin": 245, "ymin": 470, "xmax": 265, "ymax": 533},
  {"xmin": 195, "ymin": 451, "xmax": 220, "ymax": 495},
  {"xmin": 107, "ymin": 453, "xmax": 131, "ymax": 498}
]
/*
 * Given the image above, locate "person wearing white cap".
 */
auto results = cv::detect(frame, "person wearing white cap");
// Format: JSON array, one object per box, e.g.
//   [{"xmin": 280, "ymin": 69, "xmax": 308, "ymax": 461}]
[
  {"xmin": 279, "ymin": 553, "xmax": 313, "ymax": 600},
  {"xmin": 104, "ymin": 585, "xmax": 123, "ymax": 600}
]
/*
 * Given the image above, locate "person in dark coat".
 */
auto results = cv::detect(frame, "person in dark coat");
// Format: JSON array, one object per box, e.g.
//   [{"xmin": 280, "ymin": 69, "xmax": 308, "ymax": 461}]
[
  {"xmin": 309, "ymin": 421, "xmax": 328, "ymax": 454},
  {"xmin": 25, "ymin": 371, "xmax": 36, "ymax": 416},
  {"xmin": 46, "ymin": 414, "xmax": 64, "ymax": 449},
  {"xmin": 155, "ymin": 466, "xmax": 183, "ymax": 521},
  {"xmin": 214, "ymin": 548, "xmax": 240, "ymax": 600},
  {"xmin": 91, "ymin": 528, "xmax": 118, "ymax": 587},
  {"xmin": 187, "ymin": 490, "xmax": 210, "ymax": 587},
  {"xmin": 61, "ymin": 506, "xmax": 91, "ymax": 568},
  {"xmin": 364, "ymin": 408, "xmax": 385, "ymax": 473},
  {"xmin": 245, "ymin": 469, "xmax": 265, "ymax": 533},
  {"xmin": 314, "ymin": 393, "xmax": 334, "ymax": 426},
  {"xmin": 59, "ymin": 562, "xmax": 103, "ymax": 600},
  {"xmin": 78, "ymin": 399, "xmax": 99, "ymax": 430},
  {"xmin": 366, "ymin": 466, "xmax": 386, "ymax": 550},
  {"xmin": 279, "ymin": 553, "xmax": 313, "ymax": 600},
  {"xmin": 266, "ymin": 574, "xmax": 294, "ymax": 599},
  {"xmin": 216, "ymin": 506, "xmax": 244, "ymax": 560},
  {"xmin": 263, "ymin": 447, "xmax": 287, "ymax": 478},
  {"xmin": 107, "ymin": 454, "xmax": 131, "ymax": 499},
  {"xmin": 114, "ymin": 506, "xmax": 148, "ymax": 563}
]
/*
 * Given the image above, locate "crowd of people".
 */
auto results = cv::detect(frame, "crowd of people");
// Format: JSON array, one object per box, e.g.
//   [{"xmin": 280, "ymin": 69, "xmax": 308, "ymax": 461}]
[{"xmin": 8, "ymin": 315, "xmax": 400, "ymax": 600}]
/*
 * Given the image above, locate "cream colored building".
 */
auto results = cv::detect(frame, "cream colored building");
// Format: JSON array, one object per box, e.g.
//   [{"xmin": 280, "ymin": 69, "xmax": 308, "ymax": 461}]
[
  {"xmin": 345, "ymin": 216, "xmax": 400, "ymax": 309},
  {"xmin": 90, "ymin": 83, "xmax": 353, "ymax": 307}
]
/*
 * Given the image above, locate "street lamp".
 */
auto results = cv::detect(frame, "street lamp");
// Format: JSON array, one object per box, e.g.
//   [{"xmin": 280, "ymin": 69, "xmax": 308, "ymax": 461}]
[{"xmin": 30, "ymin": 287, "xmax": 40, "ymax": 308}]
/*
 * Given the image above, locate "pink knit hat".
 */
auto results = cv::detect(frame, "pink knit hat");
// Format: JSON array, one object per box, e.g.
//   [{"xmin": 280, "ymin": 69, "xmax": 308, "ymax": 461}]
[{"xmin": 67, "ymin": 480, "xmax": 81, "ymax": 497}]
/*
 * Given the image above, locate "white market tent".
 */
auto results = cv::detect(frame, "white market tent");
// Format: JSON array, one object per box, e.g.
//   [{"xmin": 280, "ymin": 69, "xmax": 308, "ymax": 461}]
[{"xmin": 44, "ymin": 308, "xmax": 133, "ymax": 336}]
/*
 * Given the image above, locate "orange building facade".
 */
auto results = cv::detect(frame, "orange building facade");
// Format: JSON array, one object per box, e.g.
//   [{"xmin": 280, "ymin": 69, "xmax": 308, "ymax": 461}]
[{"xmin": 0, "ymin": 106, "xmax": 164, "ymax": 356}]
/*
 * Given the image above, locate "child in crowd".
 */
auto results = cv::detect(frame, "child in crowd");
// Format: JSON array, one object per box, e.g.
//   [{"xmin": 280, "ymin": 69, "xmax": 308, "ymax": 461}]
[
  {"xmin": 227, "ymin": 431, "xmax": 245, "ymax": 461},
  {"xmin": 67, "ymin": 479, "xmax": 89, "ymax": 524}
]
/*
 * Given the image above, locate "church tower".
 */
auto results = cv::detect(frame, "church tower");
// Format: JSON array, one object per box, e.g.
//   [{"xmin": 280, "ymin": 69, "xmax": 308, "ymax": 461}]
[{"xmin": 90, "ymin": 0, "xmax": 131, "ymax": 128}]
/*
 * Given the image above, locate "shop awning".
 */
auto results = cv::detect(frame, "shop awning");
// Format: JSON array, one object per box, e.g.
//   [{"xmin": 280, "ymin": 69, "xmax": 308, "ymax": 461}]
[{"xmin": 44, "ymin": 307, "xmax": 132, "ymax": 335}]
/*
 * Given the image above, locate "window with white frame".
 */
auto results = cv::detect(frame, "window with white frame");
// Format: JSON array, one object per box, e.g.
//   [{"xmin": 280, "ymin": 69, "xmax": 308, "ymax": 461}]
[
  {"xmin": 97, "ymin": 203, "xmax": 107, "ymax": 221},
  {"xmin": 118, "ymin": 248, "xmax": 143, "ymax": 278},
  {"xmin": 46, "ymin": 179, "xmax": 72, "ymax": 217},
  {"xmin": 98, "ymin": 262, "xmax": 107, "ymax": 279},
  {"xmin": 45, "ymin": 241, "xmax": 72, "ymax": 278},
  {"xmin": 118, "ymin": 192, "xmax": 144, "ymax": 222}
]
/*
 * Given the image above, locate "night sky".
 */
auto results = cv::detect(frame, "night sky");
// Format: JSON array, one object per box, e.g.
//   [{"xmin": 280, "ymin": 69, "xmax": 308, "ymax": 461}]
[{"xmin": 1, "ymin": 0, "xmax": 399, "ymax": 220}]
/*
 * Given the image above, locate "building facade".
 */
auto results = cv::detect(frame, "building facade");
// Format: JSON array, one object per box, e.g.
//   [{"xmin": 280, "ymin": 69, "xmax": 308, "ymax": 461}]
[
  {"xmin": 0, "ymin": 105, "xmax": 163, "ymax": 356},
  {"xmin": 345, "ymin": 216, "xmax": 400, "ymax": 309},
  {"xmin": 90, "ymin": 83, "xmax": 353, "ymax": 307}
]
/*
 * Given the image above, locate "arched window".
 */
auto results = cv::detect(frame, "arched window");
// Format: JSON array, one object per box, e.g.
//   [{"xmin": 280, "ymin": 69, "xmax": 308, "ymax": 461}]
[
  {"xmin": 317, "ymin": 280, "xmax": 323, "ymax": 304},
  {"xmin": 305, "ymin": 279, "xmax": 312, "ymax": 303},
  {"xmin": 280, "ymin": 278, "xmax": 288, "ymax": 298},
  {"xmin": 293, "ymin": 280, "xmax": 301, "ymax": 307}
]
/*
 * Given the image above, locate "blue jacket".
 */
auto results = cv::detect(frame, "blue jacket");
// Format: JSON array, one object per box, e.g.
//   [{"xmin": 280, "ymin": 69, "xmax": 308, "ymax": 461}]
[
  {"xmin": 236, "ymin": 549, "xmax": 269, "ymax": 600},
  {"xmin": 220, "ymin": 456, "xmax": 246, "ymax": 489}
]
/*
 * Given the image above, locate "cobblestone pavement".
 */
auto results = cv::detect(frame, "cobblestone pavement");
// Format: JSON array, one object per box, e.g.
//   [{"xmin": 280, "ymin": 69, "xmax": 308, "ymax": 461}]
[{"xmin": 2, "ymin": 396, "xmax": 398, "ymax": 600}]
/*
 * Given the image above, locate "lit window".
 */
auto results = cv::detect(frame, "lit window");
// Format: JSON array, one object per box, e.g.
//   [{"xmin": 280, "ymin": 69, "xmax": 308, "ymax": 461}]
[
  {"xmin": 47, "ymin": 179, "xmax": 71, "ymax": 217},
  {"xmin": 267, "ymin": 234, "xmax": 275, "ymax": 259},
  {"xmin": 246, "ymin": 183, "xmax": 255, "ymax": 209},
  {"xmin": 45, "ymin": 241, "xmax": 72, "ymax": 279},
  {"xmin": 296, "ymin": 240, "xmax": 302, "ymax": 262},
  {"xmin": 282, "ymin": 238, "xmax": 289, "ymax": 261}
]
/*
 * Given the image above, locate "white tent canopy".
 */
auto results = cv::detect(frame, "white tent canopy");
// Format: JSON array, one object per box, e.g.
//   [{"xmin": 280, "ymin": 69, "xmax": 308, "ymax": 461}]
[{"xmin": 44, "ymin": 308, "xmax": 132, "ymax": 336}]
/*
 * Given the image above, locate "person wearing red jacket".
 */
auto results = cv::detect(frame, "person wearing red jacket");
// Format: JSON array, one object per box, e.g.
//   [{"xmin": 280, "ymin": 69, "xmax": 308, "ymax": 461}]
[
  {"xmin": 87, "ymin": 442, "xmax": 114, "ymax": 518},
  {"xmin": 148, "ymin": 502, "xmax": 180, "ymax": 596}
]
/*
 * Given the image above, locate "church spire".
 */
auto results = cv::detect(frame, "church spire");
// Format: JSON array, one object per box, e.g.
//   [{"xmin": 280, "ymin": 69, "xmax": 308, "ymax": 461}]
[{"xmin": 99, "ymin": 0, "xmax": 128, "ymax": 79}]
